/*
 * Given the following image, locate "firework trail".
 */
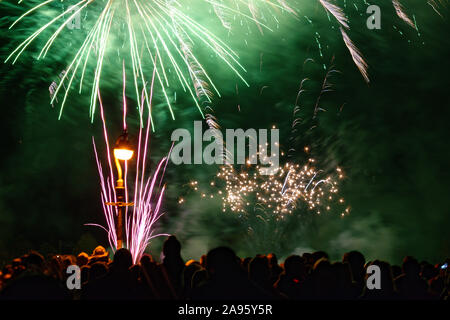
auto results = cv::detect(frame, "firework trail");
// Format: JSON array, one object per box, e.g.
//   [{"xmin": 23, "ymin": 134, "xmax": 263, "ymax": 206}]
[
  {"xmin": 319, "ymin": 0, "xmax": 349, "ymax": 29},
  {"xmin": 427, "ymin": 0, "xmax": 447, "ymax": 18},
  {"xmin": 340, "ymin": 27, "xmax": 369, "ymax": 83},
  {"xmin": 392, "ymin": 0, "xmax": 415, "ymax": 28},
  {"xmin": 4, "ymin": 0, "xmax": 298, "ymax": 124},
  {"xmin": 313, "ymin": 62, "xmax": 341, "ymax": 117},
  {"xmin": 89, "ymin": 67, "xmax": 169, "ymax": 263},
  {"xmin": 4, "ymin": 0, "xmax": 435, "ymax": 122}
]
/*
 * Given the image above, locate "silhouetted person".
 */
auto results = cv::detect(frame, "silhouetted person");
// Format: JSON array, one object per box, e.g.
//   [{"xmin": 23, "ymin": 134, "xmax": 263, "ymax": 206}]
[
  {"xmin": 89, "ymin": 262, "xmax": 108, "ymax": 281},
  {"xmin": 267, "ymin": 253, "xmax": 283, "ymax": 285},
  {"xmin": 429, "ymin": 261, "xmax": 448, "ymax": 299},
  {"xmin": 310, "ymin": 258, "xmax": 336, "ymax": 299},
  {"xmin": 129, "ymin": 263, "xmax": 152, "ymax": 299},
  {"xmin": 82, "ymin": 248, "xmax": 138, "ymax": 300},
  {"xmin": 189, "ymin": 247, "xmax": 272, "ymax": 300},
  {"xmin": 248, "ymin": 255, "xmax": 281, "ymax": 298},
  {"xmin": 182, "ymin": 260, "xmax": 203, "ymax": 298},
  {"xmin": 0, "ymin": 251, "xmax": 70, "ymax": 300},
  {"xmin": 331, "ymin": 262, "xmax": 358, "ymax": 299},
  {"xmin": 140, "ymin": 253, "xmax": 173, "ymax": 299},
  {"xmin": 88, "ymin": 246, "xmax": 110, "ymax": 265},
  {"xmin": 343, "ymin": 250, "xmax": 366, "ymax": 296},
  {"xmin": 274, "ymin": 255, "xmax": 307, "ymax": 299},
  {"xmin": 1, "ymin": 243, "xmax": 448, "ymax": 301},
  {"xmin": 361, "ymin": 260, "xmax": 398, "ymax": 300},
  {"xmin": 395, "ymin": 256, "xmax": 429, "ymax": 300},
  {"xmin": 161, "ymin": 235, "xmax": 184, "ymax": 297}
]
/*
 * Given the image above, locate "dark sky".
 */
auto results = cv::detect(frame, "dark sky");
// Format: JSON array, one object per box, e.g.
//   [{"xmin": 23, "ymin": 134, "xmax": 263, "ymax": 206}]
[{"xmin": 0, "ymin": 0, "xmax": 449, "ymax": 265}]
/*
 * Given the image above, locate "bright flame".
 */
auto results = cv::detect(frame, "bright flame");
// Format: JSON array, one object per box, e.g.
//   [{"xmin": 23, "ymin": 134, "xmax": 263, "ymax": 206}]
[{"xmin": 114, "ymin": 148, "xmax": 134, "ymax": 161}]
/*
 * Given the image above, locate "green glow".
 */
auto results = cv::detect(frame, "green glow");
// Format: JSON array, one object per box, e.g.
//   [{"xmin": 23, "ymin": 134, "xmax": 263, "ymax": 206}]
[{"xmin": 6, "ymin": 0, "xmax": 297, "ymax": 125}]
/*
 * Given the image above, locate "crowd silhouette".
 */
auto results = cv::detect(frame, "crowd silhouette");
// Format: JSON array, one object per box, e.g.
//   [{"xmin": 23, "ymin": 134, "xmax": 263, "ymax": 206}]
[{"xmin": 0, "ymin": 236, "xmax": 448, "ymax": 300}]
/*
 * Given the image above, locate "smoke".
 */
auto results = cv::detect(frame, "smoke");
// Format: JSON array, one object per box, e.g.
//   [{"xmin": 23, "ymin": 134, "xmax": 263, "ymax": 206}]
[{"xmin": 328, "ymin": 213, "xmax": 397, "ymax": 262}]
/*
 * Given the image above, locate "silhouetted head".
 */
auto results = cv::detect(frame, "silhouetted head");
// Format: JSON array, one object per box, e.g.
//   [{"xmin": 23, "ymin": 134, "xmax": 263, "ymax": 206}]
[
  {"xmin": 343, "ymin": 250, "xmax": 365, "ymax": 281},
  {"xmin": 77, "ymin": 252, "xmax": 89, "ymax": 267},
  {"xmin": 92, "ymin": 246, "xmax": 108, "ymax": 257},
  {"xmin": 139, "ymin": 254, "xmax": 158, "ymax": 274},
  {"xmin": 402, "ymin": 256, "xmax": 420, "ymax": 276},
  {"xmin": 88, "ymin": 246, "xmax": 110, "ymax": 265},
  {"xmin": 206, "ymin": 247, "xmax": 239, "ymax": 276},
  {"xmin": 343, "ymin": 250, "xmax": 365, "ymax": 267},
  {"xmin": 163, "ymin": 235, "xmax": 181, "ymax": 257},
  {"xmin": 140, "ymin": 253, "xmax": 154, "ymax": 266},
  {"xmin": 248, "ymin": 255, "xmax": 270, "ymax": 285},
  {"xmin": 284, "ymin": 255, "xmax": 305, "ymax": 279},
  {"xmin": 113, "ymin": 248, "xmax": 133, "ymax": 272},
  {"xmin": 23, "ymin": 251, "xmax": 45, "ymax": 272}
]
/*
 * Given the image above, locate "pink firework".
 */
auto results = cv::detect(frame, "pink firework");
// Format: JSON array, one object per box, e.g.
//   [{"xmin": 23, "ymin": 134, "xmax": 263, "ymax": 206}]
[{"xmin": 89, "ymin": 65, "xmax": 169, "ymax": 263}]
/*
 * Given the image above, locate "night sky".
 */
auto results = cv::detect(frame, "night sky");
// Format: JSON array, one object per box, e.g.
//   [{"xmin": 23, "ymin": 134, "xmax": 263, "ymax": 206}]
[{"xmin": 0, "ymin": 0, "xmax": 449, "ymax": 265}]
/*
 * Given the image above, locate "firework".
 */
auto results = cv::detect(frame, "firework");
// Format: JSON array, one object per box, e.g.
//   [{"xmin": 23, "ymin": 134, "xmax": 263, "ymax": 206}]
[
  {"xmin": 319, "ymin": 0, "xmax": 349, "ymax": 29},
  {"xmin": 4, "ymin": 0, "xmax": 432, "ymax": 123},
  {"xmin": 392, "ymin": 0, "xmax": 415, "ymax": 28},
  {"xmin": 427, "ymin": 0, "xmax": 446, "ymax": 18},
  {"xmin": 89, "ymin": 68, "xmax": 169, "ymax": 263},
  {"xmin": 188, "ymin": 159, "xmax": 348, "ymax": 218},
  {"xmin": 340, "ymin": 27, "xmax": 369, "ymax": 83},
  {"xmin": 5, "ymin": 0, "xmax": 299, "ymax": 125}
]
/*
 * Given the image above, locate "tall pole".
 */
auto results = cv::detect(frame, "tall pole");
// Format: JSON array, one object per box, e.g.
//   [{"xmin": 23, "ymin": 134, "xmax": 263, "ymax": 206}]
[
  {"xmin": 115, "ymin": 157, "xmax": 125, "ymax": 249},
  {"xmin": 109, "ymin": 130, "xmax": 134, "ymax": 250}
]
